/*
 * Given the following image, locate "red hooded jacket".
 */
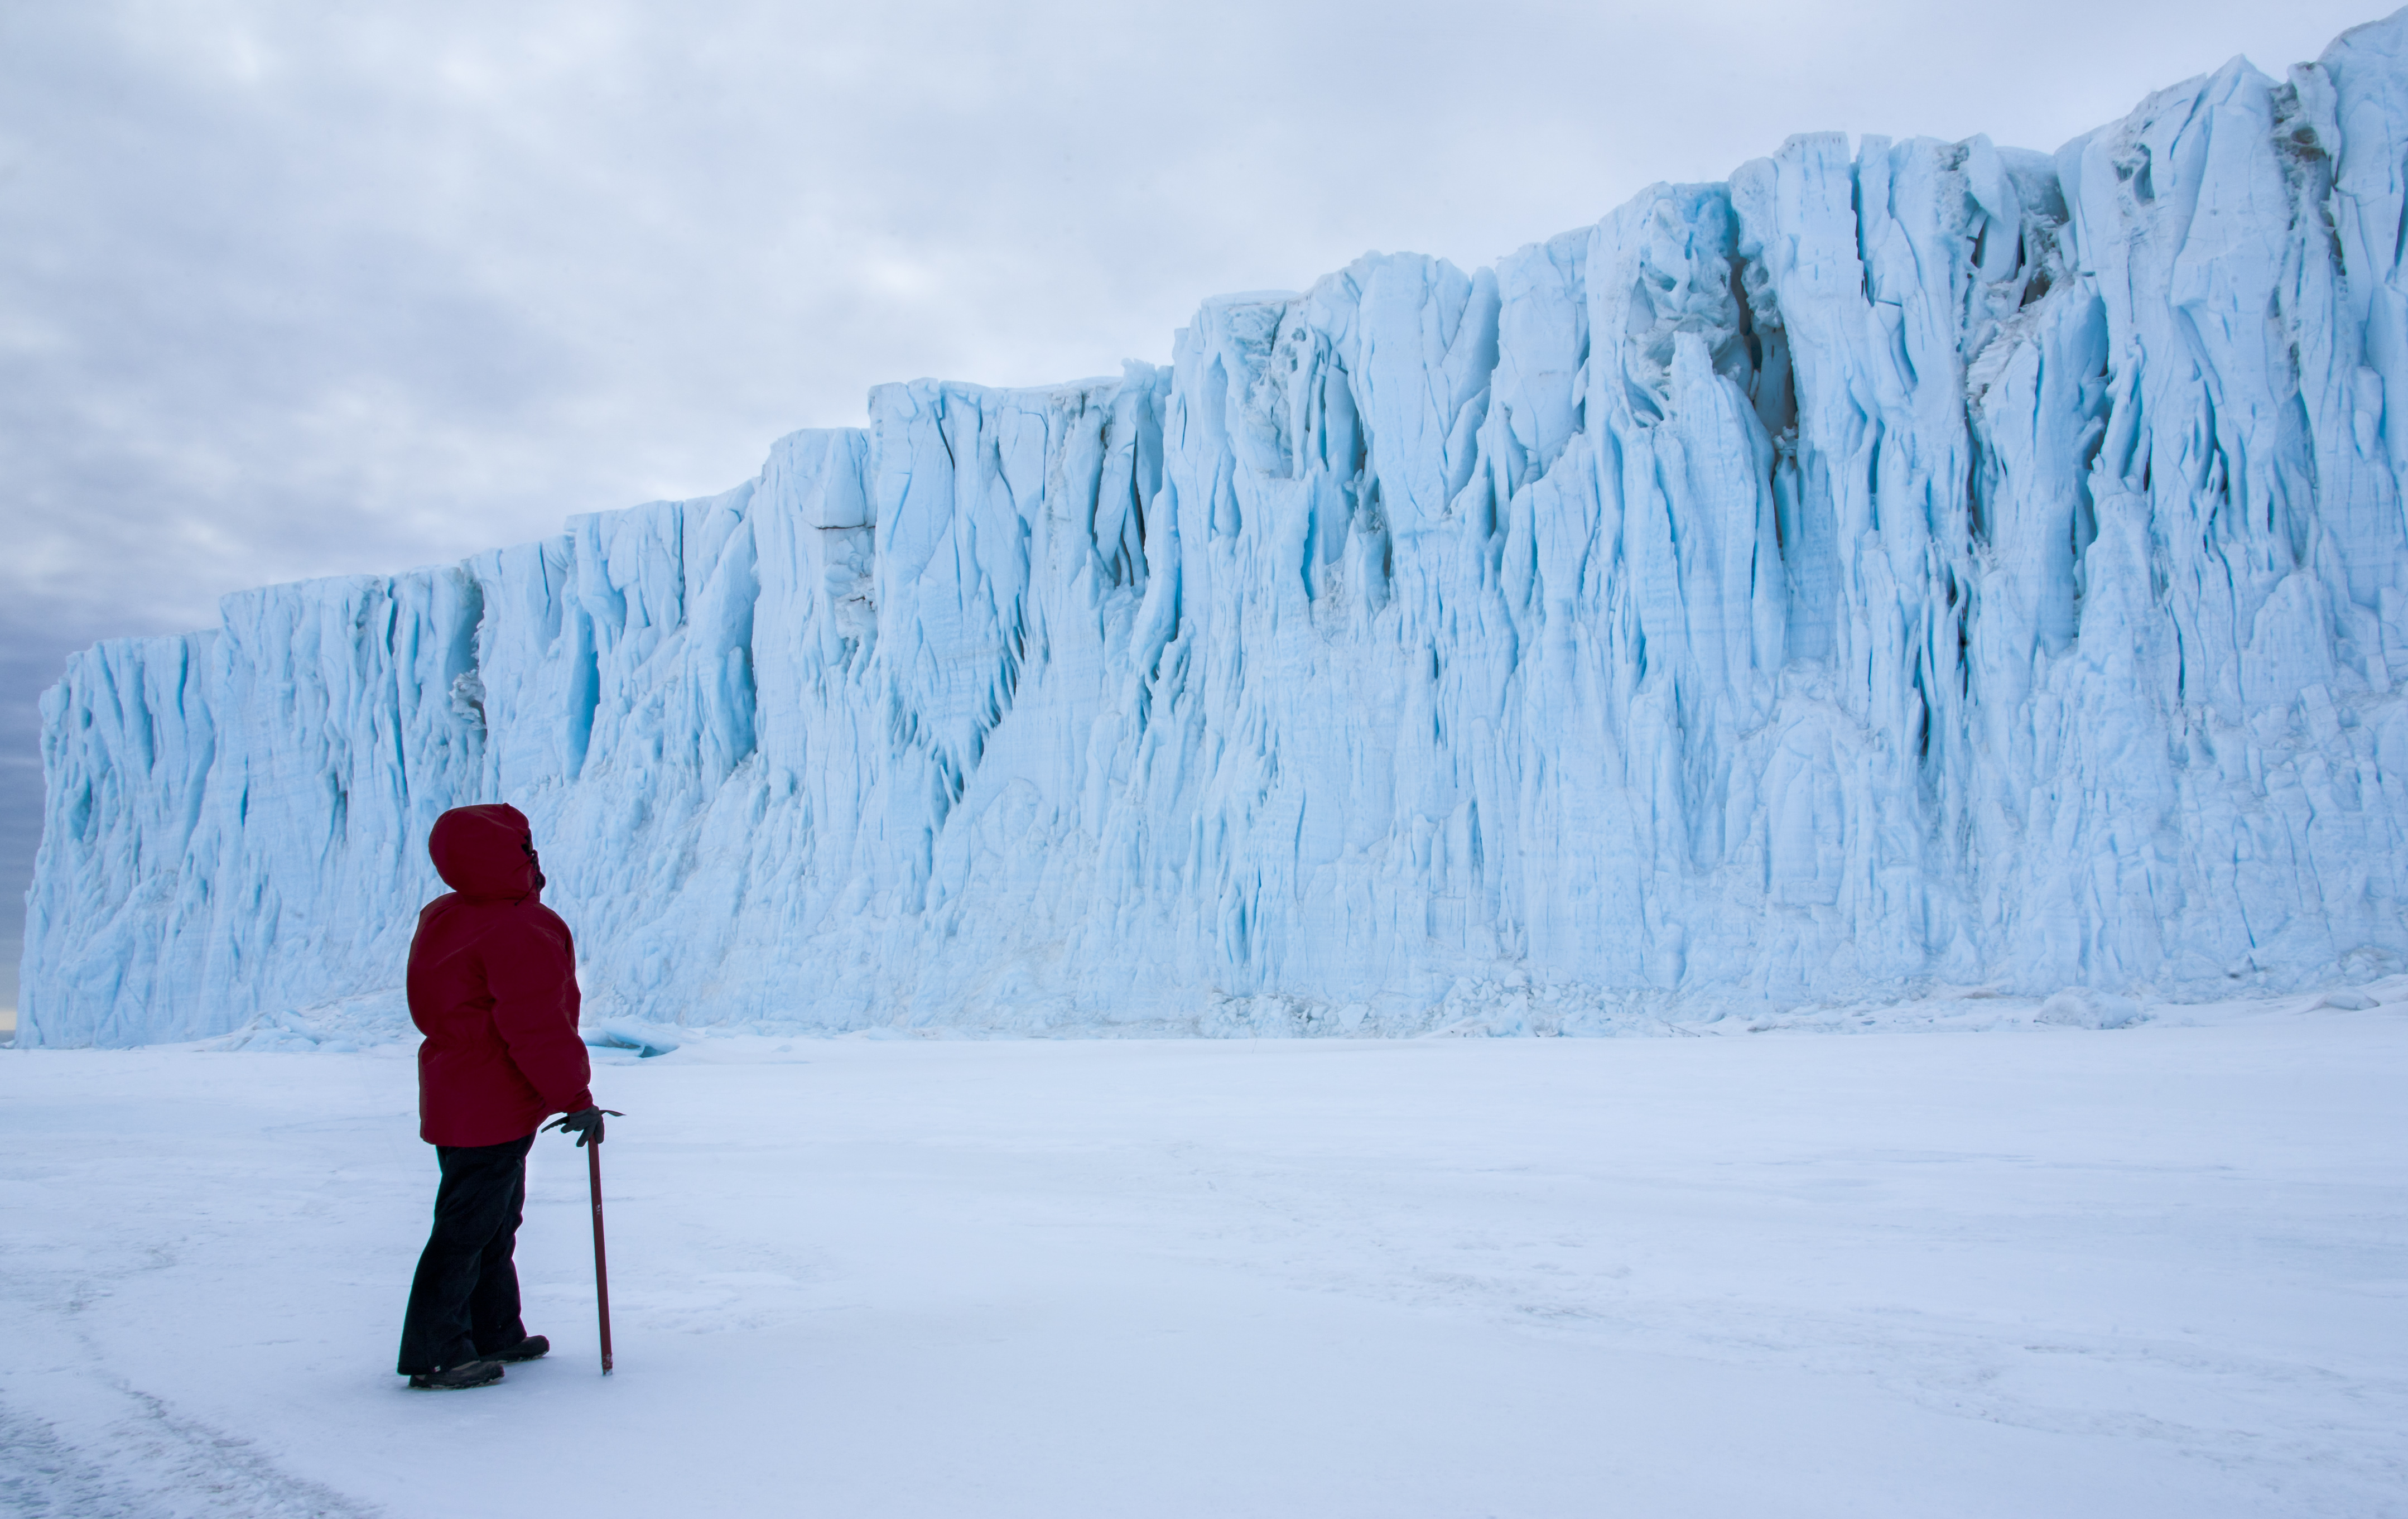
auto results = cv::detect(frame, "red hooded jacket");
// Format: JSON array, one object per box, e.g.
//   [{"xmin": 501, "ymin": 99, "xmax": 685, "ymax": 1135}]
[{"xmin": 408, "ymin": 804, "xmax": 594, "ymax": 1146}]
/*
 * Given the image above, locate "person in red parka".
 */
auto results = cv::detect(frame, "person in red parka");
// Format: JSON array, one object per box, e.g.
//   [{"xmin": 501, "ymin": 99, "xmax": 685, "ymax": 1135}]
[{"xmin": 397, "ymin": 803, "xmax": 609, "ymax": 1391}]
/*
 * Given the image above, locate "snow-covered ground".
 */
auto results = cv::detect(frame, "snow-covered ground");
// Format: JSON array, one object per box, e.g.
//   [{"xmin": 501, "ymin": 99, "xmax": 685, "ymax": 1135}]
[{"xmin": 3, "ymin": 1007, "xmax": 2404, "ymax": 1517}]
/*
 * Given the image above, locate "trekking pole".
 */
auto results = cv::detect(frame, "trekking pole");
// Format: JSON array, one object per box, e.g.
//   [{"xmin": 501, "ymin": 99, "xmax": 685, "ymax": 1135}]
[
  {"xmin": 587, "ymin": 1134, "xmax": 614, "ymax": 1374},
  {"xmin": 548, "ymin": 1106, "xmax": 626, "ymax": 1374}
]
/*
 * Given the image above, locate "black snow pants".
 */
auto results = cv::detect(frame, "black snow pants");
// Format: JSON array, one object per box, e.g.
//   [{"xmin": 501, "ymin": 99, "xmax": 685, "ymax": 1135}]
[{"xmin": 397, "ymin": 1132, "xmax": 536, "ymax": 1374}]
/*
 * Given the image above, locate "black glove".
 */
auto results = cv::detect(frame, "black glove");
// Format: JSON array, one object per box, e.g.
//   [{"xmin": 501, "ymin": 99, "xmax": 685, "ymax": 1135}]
[{"xmin": 543, "ymin": 1107, "xmax": 623, "ymax": 1147}]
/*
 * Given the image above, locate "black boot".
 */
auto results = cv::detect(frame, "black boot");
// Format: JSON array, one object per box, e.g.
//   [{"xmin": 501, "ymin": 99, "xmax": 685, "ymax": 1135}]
[
  {"xmin": 487, "ymin": 1335, "xmax": 550, "ymax": 1363},
  {"xmin": 408, "ymin": 1360, "xmax": 504, "ymax": 1391}
]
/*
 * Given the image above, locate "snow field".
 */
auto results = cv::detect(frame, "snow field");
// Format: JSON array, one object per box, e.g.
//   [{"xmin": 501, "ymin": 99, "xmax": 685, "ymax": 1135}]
[{"xmin": 3, "ymin": 1013, "xmax": 2402, "ymax": 1517}]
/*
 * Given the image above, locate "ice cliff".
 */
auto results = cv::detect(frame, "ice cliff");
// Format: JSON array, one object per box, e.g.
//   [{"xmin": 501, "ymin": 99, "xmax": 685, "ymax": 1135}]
[{"xmin": 28, "ymin": 16, "xmax": 2408, "ymax": 1044}]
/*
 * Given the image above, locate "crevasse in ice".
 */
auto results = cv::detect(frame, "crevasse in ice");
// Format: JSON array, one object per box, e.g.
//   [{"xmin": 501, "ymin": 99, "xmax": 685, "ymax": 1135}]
[{"xmin": 26, "ymin": 17, "xmax": 2408, "ymax": 1042}]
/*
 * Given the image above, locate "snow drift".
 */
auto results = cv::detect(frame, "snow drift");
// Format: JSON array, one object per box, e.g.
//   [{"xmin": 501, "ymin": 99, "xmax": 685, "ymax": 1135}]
[{"xmin": 28, "ymin": 16, "xmax": 2408, "ymax": 1044}]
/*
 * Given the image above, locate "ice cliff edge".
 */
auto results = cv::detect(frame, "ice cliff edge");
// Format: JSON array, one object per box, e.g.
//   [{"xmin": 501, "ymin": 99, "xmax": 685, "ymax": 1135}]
[{"xmin": 27, "ymin": 15, "xmax": 2408, "ymax": 1044}]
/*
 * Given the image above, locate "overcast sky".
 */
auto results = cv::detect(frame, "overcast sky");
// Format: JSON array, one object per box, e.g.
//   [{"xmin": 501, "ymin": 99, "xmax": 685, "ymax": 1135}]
[{"xmin": 0, "ymin": 0, "xmax": 2386, "ymax": 1016}]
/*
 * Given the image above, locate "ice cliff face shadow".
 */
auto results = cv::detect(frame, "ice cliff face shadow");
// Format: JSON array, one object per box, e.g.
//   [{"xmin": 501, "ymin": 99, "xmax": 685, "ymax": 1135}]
[{"xmin": 27, "ymin": 16, "xmax": 2408, "ymax": 1042}]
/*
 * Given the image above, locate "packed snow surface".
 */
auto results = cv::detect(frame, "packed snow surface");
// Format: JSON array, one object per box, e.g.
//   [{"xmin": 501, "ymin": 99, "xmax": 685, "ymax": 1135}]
[
  {"xmin": 2, "ymin": 1006, "xmax": 2402, "ymax": 1517},
  {"xmin": 29, "ymin": 16, "xmax": 2408, "ymax": 1042}
]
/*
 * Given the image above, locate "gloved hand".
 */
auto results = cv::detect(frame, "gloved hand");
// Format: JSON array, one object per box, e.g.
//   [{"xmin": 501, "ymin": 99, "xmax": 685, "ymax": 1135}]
[{"xmin": 543, "ymin": 1107, "xmax": 623, "ymax": 1147}]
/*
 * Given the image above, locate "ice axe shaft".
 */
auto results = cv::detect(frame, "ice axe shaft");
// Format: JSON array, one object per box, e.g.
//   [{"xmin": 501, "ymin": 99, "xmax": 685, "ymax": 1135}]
[{"xmin": 587, "ymin": 1136, "xmax": 614, "ymax": 1373}]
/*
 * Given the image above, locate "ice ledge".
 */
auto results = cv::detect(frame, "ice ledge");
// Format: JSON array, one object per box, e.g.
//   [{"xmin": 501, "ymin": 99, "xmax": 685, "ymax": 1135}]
[{"xmin": 25, "ymin": 12, "xmax": 2408, "ymax": 1044}]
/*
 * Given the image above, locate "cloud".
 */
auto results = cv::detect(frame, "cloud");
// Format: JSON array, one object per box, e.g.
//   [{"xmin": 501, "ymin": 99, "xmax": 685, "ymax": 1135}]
[{"xmin": 0, "ymin": 0, "xmax": 2385, "ymax": 1008}]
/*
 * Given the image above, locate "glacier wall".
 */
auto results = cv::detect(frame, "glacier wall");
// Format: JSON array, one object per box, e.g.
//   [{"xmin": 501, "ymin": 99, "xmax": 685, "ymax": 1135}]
[{"xmin": 29, "ymin": 17, "xmax": 2408, "ymax": 1044}]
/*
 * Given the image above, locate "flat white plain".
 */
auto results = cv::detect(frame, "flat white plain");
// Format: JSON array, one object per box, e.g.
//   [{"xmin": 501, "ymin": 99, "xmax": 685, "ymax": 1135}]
[{"xmin": 3, "ymin": 1003, "xmax": 2401, "ymax": 1517}]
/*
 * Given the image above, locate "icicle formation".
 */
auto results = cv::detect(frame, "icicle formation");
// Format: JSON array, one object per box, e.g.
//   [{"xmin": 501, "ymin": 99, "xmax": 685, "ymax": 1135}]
[{"xmin": 26, "ymin": 18, "xmax": 2408, "ymax": 1043}]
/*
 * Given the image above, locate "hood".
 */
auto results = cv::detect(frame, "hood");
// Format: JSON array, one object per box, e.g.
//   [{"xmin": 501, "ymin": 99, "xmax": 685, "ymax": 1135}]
[{"xmin": 427, "ymin": 804, "xmax": 543, "ymax": 901}]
